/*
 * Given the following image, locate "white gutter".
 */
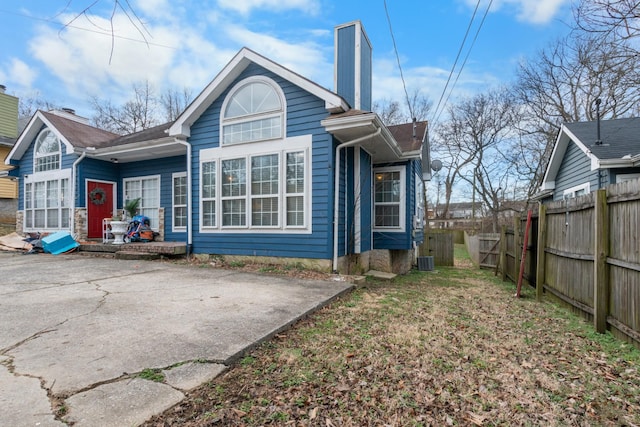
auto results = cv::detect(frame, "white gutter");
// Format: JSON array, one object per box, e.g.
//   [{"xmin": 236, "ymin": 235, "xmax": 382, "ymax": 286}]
[
  {"xmin": 332, "ymin": 128, "xmax": 381, "ymax": 273},
  {"xmin": 176, "ymin": 140, "xmax": 193, "ymax": 253},
  {"xmin": 71, "ymin": 150, "xmax": 88, "ymax": 238}
]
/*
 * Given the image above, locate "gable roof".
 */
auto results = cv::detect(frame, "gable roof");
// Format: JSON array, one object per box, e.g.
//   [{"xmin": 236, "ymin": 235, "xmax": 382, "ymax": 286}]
[
  {"xmin": 169, "ymin": 47, "xmax": 350, "ymax": 138},
  {"xmin": 6, "ymin": 110, "xmax": 118, "ymax": 163},
  {"xmin": 539, "ymin": 117, "xmax": 640, "ymax": 192},
  {"xmin": 565, "ymin": 117, "xmax": 640, "ymax": 160}
]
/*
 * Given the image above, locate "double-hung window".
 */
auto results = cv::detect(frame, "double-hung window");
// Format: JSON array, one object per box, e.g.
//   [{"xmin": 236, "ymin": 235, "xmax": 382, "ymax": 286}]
[
  {"xmin": 172, "ymin": 172, "xmax": 187, "ymax": 231},
  {"xmin": 124, "ymin": 176, "xmax": 160, "ymax": 227},
  {"xmin": 251, "ymin": 154, "xmax": 279, "ymax": 227},
  {"xmin": 24, "ymin": 129, "xmax": 70, "ymax": 232},
  {"xmin": 373, "ymin": 166, "xmax": 406, "ymax": 231},
  {"xmin": 221, "ymin": 159, "xmax": 247, "ymax": 227}
]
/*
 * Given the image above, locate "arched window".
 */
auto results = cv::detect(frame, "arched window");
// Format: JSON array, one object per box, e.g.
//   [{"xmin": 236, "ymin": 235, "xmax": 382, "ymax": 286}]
[
  {"xmin": 222, "ymin": 77, "xmax": 284, "ymax": 145},
  {"xmin": 34, "ymin": 129, "xmax": 61, "ymax": 172}
]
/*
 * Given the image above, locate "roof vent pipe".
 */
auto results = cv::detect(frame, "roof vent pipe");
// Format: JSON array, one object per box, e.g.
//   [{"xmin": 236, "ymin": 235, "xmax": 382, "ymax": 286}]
[{"xmin": 595, "ymin": 98, "xmax": 602, "ymax": 145}]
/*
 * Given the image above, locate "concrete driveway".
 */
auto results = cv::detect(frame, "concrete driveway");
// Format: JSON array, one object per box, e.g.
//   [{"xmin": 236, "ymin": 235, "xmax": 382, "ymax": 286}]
[{"xmin": 0, "ymin": 252, "xmax": 353, "ymax": 426}]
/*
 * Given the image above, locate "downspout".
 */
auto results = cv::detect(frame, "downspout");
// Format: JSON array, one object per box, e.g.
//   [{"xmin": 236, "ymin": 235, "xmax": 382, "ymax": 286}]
[
  {"xmin": 71, "ymin": 150, "xmax": 87, "ymax": 238},
  {"xmin": 332, "ymin": 128, "xmax": 381, "ymax": 273},
  {"xmin": 176, "ymin": 140, "xmax": 193, "ymax": 255}
]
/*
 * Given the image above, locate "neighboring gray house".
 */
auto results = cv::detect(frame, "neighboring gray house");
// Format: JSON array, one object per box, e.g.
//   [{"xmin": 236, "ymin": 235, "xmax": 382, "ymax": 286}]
[{"xmin": 534, "ymin": 117, "xmax": 640, "ymax": 202}]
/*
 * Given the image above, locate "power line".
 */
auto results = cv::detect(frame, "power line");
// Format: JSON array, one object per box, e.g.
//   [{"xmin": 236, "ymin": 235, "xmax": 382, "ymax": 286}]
[
  {"xmin": 0, "ymin": 8, "xmax": 177, "ymax": 50},
  {"xmin": 430, "ymin": 0, "xmax": 483, "ymax": 124},
  {"xmin": 383, "ymin": 0, "xmax": 414, "ymax": 120},
  {"xmin": 434, "ymin": 0, "xmax": 494, "ymax": 124}
]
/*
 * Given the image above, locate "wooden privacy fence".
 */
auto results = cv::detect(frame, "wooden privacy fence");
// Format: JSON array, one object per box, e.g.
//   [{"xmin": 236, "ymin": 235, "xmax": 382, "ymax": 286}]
[
  {"xmin": 497, "ymin": 179, "xmax": 640, "ymax": 346},
  {"xmin": 537, "ymin": 182, "xmax": 640, "ymax": 345},
  {"xmin": 497, "ymin": 215, "xmax": 538, "ymax": 289},
  {"xmin": 423, "ymin": 231, "xmax": 454, "ymax": 266},
  {"xmin": 478, "ymin": 233, "xmax": 500, "ymax": 269}
]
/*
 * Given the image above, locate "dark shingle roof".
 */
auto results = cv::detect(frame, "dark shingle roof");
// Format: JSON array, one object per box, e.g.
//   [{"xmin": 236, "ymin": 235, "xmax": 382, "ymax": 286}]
[
  {"xmin": 41, "ymin": 111, "xmax": 118, "ymax": 148},
  {"xmin": 108, "ymin": 121, "xmax": 174, "ymax": 147},
  {"xmin": 387, "ymin": 121, "xmax": 427, "ymax": 152},
  {"xmin": 565, "ymin": 117, "xmax": 640, "ymax": 160}
]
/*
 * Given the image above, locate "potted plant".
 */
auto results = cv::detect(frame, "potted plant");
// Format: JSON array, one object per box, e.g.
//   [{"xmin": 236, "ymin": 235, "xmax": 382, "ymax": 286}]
[{"xmin": 124, "ymin": 198, "xmax": 141, "ymax": 220}]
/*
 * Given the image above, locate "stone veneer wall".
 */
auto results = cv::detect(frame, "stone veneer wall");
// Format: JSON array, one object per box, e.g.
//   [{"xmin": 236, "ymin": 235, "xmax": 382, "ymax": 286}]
[
  {"xmin": 369, "ymin": 249, "xmax": 414, "ymax": 274},
  {"xmin": 15, "ymin": 210, "xmax": 23, "ymax": 234},
  {"xmin": 74, "ymin": 208, "xmax": 87, "ymax": 240},
  {"xmin": 156, "ymin": 207, "xmax": 164, "ymax": 241}
]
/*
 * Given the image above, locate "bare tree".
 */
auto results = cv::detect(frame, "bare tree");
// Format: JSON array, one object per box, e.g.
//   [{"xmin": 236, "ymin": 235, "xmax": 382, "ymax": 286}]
[
  {"xmin": 574, "ymin": 0, "xmax": 640, "ymax": 45},
  {"xmin": 90, "ymin": 81, "xmax": 193, "ymax": 134},
  {"xmin": 90, "ymin": 80, "xmax": 158, "ymax": 134},
  {"xmin": 512, "ymin": 33, "xmax": 640, "ymax": 193},
  {"xmin": 18, "ymin": 93, "xmax": 58, "ymax": 122},
  {"xmin": 160, "ymin": 87, "xmax": 193, "ymax": 122},
  {"xmin": 373, "ymin": 89, "xmax": 432, "ymax": 126},
  {"xmin": 435, "ymin": 88, "xmax": 519, "ymax": 231}
]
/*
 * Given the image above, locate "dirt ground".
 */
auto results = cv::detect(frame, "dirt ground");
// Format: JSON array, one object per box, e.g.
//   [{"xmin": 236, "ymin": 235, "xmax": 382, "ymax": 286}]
[{"xmin": 141, "ymin": 253, "xmax": 640, "ymax": 426}]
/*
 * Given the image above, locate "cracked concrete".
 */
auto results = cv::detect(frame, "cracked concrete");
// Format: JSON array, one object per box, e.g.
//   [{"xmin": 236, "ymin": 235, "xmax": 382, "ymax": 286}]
[{"xmin": 0, "ymin": 252, "xmax": 352, "ymax": 426}]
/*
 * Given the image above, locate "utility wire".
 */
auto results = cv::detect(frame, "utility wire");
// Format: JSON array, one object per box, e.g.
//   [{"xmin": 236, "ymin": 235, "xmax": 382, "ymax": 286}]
[
  {"xmin": 383, "ymin": 0, "xmax": 414, "ymax": 120},
  {"xmin": 434, "ymin": 0, "xmax": 494, "ymax": 124},
  {"xmin": 430, "ymin": 0, "xmax": 482, "ymax": 123},
  {"xmin": 0, "ymin": 8, "xmax": 177, "ymax": 50}
]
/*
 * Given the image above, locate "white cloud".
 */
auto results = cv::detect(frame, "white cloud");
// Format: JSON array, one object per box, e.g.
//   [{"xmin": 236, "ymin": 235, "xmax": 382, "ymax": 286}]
[
  {"xmin": 0, "ymin": 58, "xmax": 38, "ymax": 89},
  {"xmin": 223, "ymin": 24, "xmax": 332, "ymax": 88},
  {"xmin": 462, "ymin": 0, "xmax": 570, "ymax": 24},
  {"xmin": 28, "ymin": 13, "xmax": 181, "ymax": 102},
  {"xmin": 216, "ymin": 0, "xmax": 319, "ymax": 15}
]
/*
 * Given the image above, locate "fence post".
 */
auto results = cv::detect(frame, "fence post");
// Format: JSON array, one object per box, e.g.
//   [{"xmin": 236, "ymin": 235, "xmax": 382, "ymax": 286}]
[
  {"xmin": 500, "ymin": 225, "xmax": 507, "ymax": 282},
  {"xmin": 594, "ymin": 189, "xmax": 610, "ymax": 333},
  {"xmin": 536, "ymin": 203, "xmax": 546, "ymax": 301},
  {"xmin": 513, "ymin": 215, "xmax": 521, "ymax": 284}
]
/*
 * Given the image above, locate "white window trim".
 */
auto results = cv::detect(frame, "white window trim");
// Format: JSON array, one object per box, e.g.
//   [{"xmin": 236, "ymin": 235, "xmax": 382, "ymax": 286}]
[
  {"xmin": 172, "ymin": 172, "xmax": 187, "ymax": 232},
  {"xmin": 220, "ymin": 76, "xmax": 286, "ymax": 146},
  {"xmin": 563, "ymin": 182, "xmax": 590, "ymax": 199},
  {"xmin": 33, "ymin": 129, "xmax": 61, "ymax": 173},
  {"xmin": 373, "ymin": 166, "xmax": 406, "ymax": 232},
  {"xmin": 200, "ymin": 160, "xmax": 217, "ymax": 229},
  {"xmin": 123, "ymin": 175, "xmax": 161, "ymax": 230},
  {"xmin": 199, "ymin": 135, "xmax": 312, "ymax": 234},
  {"xmin": 23, "ymin": 169, "xmax": 72, "ymax": 232},
  {"xmin": 249, "ymin": 154, "xmax": 280, "ymax": 229}
]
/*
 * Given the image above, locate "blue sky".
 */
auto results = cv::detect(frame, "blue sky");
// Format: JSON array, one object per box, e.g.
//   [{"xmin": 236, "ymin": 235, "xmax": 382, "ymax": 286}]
[{"xmin": 0, "ymin": 0, "xmax": 574, "ymax": 120}]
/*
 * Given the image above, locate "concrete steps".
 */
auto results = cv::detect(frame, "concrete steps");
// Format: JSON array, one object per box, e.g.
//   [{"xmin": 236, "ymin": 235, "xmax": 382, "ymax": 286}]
[{"xmin": 78, "ymin": 241, "xmax": 187, "ymax": 261}]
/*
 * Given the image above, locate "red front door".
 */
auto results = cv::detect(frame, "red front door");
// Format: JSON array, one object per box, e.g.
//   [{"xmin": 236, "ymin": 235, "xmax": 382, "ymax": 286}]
[{"xmin": 87, "ymin": 181, "xmax": 115, "ymax": 238}]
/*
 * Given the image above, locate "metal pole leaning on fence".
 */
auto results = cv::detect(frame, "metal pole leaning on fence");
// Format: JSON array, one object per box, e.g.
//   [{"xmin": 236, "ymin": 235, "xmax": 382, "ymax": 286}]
[{"xmin": 516, "ymin": 210, "xmax": 533, "ymax": 298}]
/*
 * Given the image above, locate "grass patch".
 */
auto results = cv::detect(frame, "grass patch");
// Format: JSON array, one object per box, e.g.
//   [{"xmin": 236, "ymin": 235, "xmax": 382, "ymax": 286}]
[
  {"xmin": 138, "ymin": 368, "xmax": 165, "ymax": 382},
  {"xmin": 143, "ymin": 244, "xmax": 640, "ymax": 426}
]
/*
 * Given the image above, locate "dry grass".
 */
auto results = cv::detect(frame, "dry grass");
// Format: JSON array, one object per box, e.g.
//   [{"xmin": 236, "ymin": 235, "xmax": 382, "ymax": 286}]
[{"xmin": 144, "ymin": 246, "xmax": 640, "ymax": 426}]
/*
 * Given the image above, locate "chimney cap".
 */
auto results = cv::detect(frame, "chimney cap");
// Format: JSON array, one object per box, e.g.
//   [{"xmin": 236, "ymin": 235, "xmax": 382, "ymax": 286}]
[
  {"xmin": 0, "ymin": 84, "xmax": 6, "ymax": 94},
  {"xmin": 61, "ymin": 107, "xmax": 76, "ymax": 115}
]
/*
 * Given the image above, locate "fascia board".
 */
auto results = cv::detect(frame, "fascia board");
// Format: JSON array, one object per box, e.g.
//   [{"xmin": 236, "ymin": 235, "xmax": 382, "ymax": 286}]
[
  {"xmin": 5, "ymin": 111, "xmax": 75, "ymax": 163},
  {"xmin": 540, "ymin": 126, "xmax": 569, "ymax": 186},
  {"xmin": 89, "ymin": 136, "xmax": 178, "ymax": 156}
]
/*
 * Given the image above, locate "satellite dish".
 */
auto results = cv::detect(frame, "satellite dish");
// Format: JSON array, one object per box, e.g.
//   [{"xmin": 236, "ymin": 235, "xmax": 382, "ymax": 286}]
[{"xmin": 431, "ymin": 159, "xmax": 442, "ymax": 172}]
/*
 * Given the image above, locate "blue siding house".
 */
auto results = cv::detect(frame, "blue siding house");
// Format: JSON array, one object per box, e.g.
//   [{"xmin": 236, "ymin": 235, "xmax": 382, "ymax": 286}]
[
  {"xmin": 534, "ymin": 117, "xmax": 640, "ymax": 202},
  {"xmin": 5, "ymin": 21, "xmax": 428, "ymax": 274}
]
